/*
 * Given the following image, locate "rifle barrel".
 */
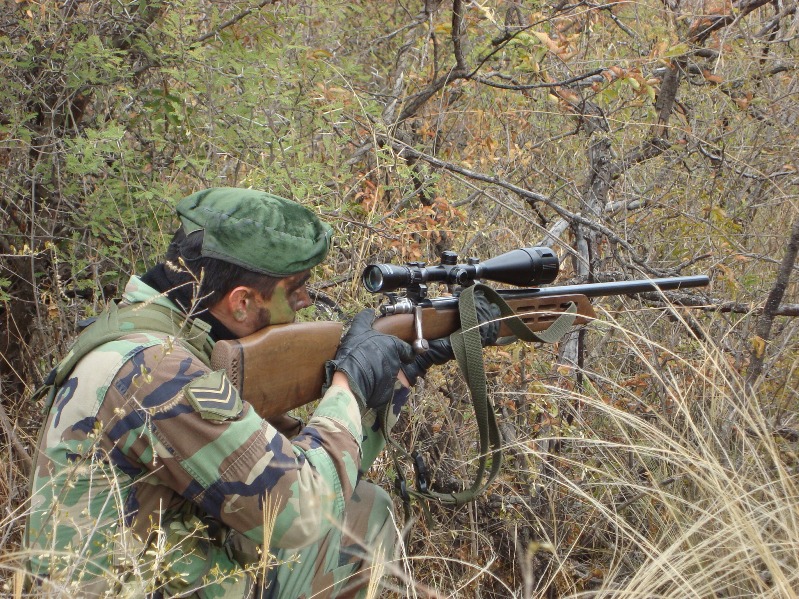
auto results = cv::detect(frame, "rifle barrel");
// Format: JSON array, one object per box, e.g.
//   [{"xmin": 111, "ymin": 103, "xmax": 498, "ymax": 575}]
[
  {"xmin": 511, "ymin": 275, "xmax": 710, "ymax": 299},
  {"xmin": 427, "ymin": 275, "xmax": 710, "ymax": 308}
]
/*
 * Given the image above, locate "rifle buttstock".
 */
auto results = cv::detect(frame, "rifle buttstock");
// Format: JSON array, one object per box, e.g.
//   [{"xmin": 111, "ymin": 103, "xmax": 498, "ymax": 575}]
[{"xmin": 210, "ymin": 321, "xmax": 343, "ymax": 420}]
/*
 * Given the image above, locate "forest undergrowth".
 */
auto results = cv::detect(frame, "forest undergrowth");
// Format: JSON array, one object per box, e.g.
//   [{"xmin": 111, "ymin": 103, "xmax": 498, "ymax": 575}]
[
  {"xmin": 2, "ymin": 0, "xmax": 798, "ymax": 596},
  {"xmin": 3, "ymin": 301, "xmax": 797, "ymax": 598}
]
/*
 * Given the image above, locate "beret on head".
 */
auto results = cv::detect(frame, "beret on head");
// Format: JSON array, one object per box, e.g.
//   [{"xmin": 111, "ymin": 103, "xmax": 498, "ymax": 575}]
[{"xmin": 176, "ymin": 187, "xmax": 333, "ymax": 277}]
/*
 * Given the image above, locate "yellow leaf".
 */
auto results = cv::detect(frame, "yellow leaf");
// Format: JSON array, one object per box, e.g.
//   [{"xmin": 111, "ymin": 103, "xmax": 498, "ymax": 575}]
[
  {"xmin": 307, "ymin": 49, "xmax": 332, "ymax": 60},
  {"xmin": 139, "ymin": 364, "xmax": 153, "ymax": 384},
  {"xmin": 750, "ymin": 336, "xmax": 766, "ymax": 359},
  {"xmin": 528, "ymin": 381, "xmax": 548, "ymax": 395},
  {"xmin": 709, "ymin": 205, "xmax": 728, "ymax": 221},
  {"xmin": 526, "ymin": 541, "xmax": 556, "ymax": 556},
  {"xmin": 475, "ymin": 5, "xmax": 497, "ymax": 23},
  {"xmin": 531, "ymin": 31, "xmax": 560, "ymax": 52}
]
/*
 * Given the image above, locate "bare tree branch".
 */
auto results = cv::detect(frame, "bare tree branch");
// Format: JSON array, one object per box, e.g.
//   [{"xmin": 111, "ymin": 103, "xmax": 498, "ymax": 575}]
[
  {"xmin": 451, "ymin": 0, "xmax": 467, "ymax": 72},
  {"xmin": 746, "ymin": 216, "xmax": 799, "ymax": 386},
  {"xmin": 689, "ymin": 0, "xmax": 774, "ymax": 44},
  {"xmin": 380, "ymin": 135, "xmax": 680, "ymax": 275},
  {"xmin": 193, "ymin": 0, "xmax": 283, "ymax": 44},
  {"xmin": 473, "ymin": 69, "xmax": 605, "ymax": 91}
]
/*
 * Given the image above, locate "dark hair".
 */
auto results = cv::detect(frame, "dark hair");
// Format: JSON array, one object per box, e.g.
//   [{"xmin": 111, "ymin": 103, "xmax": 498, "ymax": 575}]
[{"xmin": 163, "ymin": 227, "xmax": 281, "ymax": 309}]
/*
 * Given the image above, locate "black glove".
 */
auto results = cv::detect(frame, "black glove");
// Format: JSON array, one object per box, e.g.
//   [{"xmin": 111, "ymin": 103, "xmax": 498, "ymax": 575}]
[
  {"xmin": 325, "ymin": 309, "xmax": 415, "ymax": 409},
  {"xmin": 402, "ymin": 289, "xmax": 501, "ymax": 386}
]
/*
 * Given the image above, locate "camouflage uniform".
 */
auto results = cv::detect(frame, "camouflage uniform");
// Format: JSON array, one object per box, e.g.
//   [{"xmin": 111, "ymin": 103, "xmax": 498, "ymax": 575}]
[{"xmin": 26, "ymin": 276, "xmax": 405, "ymax": 598}]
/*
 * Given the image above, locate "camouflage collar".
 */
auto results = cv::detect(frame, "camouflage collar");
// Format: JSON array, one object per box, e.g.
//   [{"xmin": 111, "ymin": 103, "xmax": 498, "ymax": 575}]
[{"xmin": 122, "ymin": 275, "xmax": 183, "ymax": 311}]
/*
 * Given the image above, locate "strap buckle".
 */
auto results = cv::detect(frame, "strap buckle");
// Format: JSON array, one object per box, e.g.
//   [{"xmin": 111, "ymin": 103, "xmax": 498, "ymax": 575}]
[{"xmin": 412, "ymin": 450, "xmax": 430, "ymax": 493}]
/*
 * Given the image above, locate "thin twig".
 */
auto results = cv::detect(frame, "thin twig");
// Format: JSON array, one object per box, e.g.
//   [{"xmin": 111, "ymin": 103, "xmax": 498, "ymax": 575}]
[
  {"xmin": 192, "ymin": 0, "xmax": 282, "ymax": 44},
  {"xmin": 0, "ymin": 399, "xmax": 32, "ymax": 475},
  {"xmin": 473, "ymin": 69, "xmax": 605, "ymax": 91}
]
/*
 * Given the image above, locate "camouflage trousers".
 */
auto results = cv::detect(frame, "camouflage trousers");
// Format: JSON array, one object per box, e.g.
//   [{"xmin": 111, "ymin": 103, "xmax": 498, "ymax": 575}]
[
  {"xmin": 23, "ymin": 480, "xmax": 395, "ymax": 599},
  {"xmin": 259, "ymin": 480, "xmax": 396, "ymax": 599}
]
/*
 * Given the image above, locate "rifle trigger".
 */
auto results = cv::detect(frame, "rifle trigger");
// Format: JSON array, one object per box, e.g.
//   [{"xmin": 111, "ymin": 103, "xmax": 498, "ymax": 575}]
[{"xmin": 412, "ymin": 305, "xmax": 429, "ymax": 354}]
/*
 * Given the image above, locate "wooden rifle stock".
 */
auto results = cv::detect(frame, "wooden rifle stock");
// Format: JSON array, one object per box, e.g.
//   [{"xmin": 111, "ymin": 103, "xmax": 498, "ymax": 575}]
[{"xmin": 210, "ymin": 294, "xmax": 596, "ymax": 420}]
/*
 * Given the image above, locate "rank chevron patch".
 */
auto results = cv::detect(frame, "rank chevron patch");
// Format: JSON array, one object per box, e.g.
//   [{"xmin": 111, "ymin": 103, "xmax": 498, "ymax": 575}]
[{"xmin": 184, "ymin": 370, "xmax": 243, "ymax": 421}]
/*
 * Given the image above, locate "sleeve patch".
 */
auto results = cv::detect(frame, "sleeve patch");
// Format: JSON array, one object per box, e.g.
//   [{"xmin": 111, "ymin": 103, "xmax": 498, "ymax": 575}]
[{"xmin": 184, "ymin": 370, "xmax": 243, "ymax": 421}]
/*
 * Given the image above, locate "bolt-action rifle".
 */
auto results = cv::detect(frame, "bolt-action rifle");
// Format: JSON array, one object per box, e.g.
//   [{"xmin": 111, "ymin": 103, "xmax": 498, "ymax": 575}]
[{"xmin": 210, "ymin": 247, "xmax": 709, "ymax": 421}]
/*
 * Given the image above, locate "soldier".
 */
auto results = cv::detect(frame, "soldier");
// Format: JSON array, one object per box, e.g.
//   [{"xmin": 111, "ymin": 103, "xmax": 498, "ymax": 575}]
[
  {"xmin": 25, "ymin": 187, "xmax": 420, "ymax": 598},
  {"xmin": 25, "ymin": 187, "xmax": 499, "ymax": 598}
]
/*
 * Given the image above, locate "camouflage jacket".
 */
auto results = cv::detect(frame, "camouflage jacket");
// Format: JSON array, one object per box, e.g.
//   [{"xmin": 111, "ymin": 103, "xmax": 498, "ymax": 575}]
[{"xmin": 26, "ymin": 276, "xmax": 387, "ymax": 596}]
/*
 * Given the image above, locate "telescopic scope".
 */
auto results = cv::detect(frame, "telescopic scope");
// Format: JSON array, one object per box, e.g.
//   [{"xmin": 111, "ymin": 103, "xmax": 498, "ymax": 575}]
[{"xmin": 362, "ymin": 247, "xmax": 560, "ymax": 293}]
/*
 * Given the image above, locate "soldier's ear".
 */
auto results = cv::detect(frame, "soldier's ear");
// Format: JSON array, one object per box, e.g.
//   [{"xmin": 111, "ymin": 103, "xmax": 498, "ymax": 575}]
[{"xmin": 224, "ymin": 286, "xmax": 254, "ymax": 322}]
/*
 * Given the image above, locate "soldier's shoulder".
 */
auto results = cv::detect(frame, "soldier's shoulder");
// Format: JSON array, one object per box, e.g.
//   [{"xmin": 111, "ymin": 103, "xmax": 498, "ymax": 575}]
[
  {"xmin": 183, "ymin": 370, "xmax": 244, "ymax": 421},
  {"xmin": 79, "ymin": 331, "xmax": 192, "ymax": 367},
  {"xmin": 69, "ymin": 331, "xmax": 204, "ymax": 393}
]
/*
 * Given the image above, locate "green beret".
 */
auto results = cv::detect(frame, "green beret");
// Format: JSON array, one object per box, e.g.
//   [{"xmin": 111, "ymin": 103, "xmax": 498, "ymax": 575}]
[{"xmin": 176, "ymin": 187, "xmax": 333, "ymax": 277}]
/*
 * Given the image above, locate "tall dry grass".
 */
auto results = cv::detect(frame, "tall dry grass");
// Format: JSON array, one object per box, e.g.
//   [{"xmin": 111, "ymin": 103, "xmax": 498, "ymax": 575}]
[
  {"xmin": 384, "ymin": 304, "xmax": 798, "ymax": 598},
  {"xmin": 555, "ymin": 308, "xmax": 799, "ymax": 598}
]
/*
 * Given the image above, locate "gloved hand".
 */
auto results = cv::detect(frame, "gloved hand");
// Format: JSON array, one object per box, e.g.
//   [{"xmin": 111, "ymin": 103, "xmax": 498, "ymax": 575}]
[
  {"xmin": 325, "ymin": 309, "xmax": 415, "ymax": 409},
  {"xmin": 402, "ymin": 289, "xmax": 501, "ymax": 386}
]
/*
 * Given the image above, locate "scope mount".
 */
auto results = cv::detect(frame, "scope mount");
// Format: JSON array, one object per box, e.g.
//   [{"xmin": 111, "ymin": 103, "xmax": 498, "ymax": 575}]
[{"xmin": 378, "ymin": 251, "xmax": 473, "ymax": 314}]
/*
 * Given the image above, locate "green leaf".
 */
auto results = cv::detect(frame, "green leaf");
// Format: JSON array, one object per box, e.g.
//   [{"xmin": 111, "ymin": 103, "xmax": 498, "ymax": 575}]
[{"xmin": 664, "ymin": 43, "xmax": 690, "ymax": 57}]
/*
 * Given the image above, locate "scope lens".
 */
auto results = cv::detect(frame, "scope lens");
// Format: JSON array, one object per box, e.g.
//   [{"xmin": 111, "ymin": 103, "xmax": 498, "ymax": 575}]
[{"xmin": 362, "ymin": 266, "xmax": 384, "ymax": 293}]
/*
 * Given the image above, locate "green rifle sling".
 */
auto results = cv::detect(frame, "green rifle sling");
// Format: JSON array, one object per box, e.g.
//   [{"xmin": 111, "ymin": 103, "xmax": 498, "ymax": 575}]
[{"xmin": 389, "ymin": 283, "xmax": 578, "ymax": 508}]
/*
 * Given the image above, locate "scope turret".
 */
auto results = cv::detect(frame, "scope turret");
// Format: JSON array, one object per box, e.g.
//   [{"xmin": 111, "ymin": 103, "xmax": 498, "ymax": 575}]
[{"xmin": 362, "ymin": 247, "xmax": 560, "ymax": 294}]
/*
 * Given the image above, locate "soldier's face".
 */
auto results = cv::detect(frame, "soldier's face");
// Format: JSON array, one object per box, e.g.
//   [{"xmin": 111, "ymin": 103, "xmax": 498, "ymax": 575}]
[
  {"xmin": 251, "ymin": 271, "xmax": 312, "ymax": 330},
  {"xmin": 216, "ymin": 271, "xmax": 313, "ymax": 338}
]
